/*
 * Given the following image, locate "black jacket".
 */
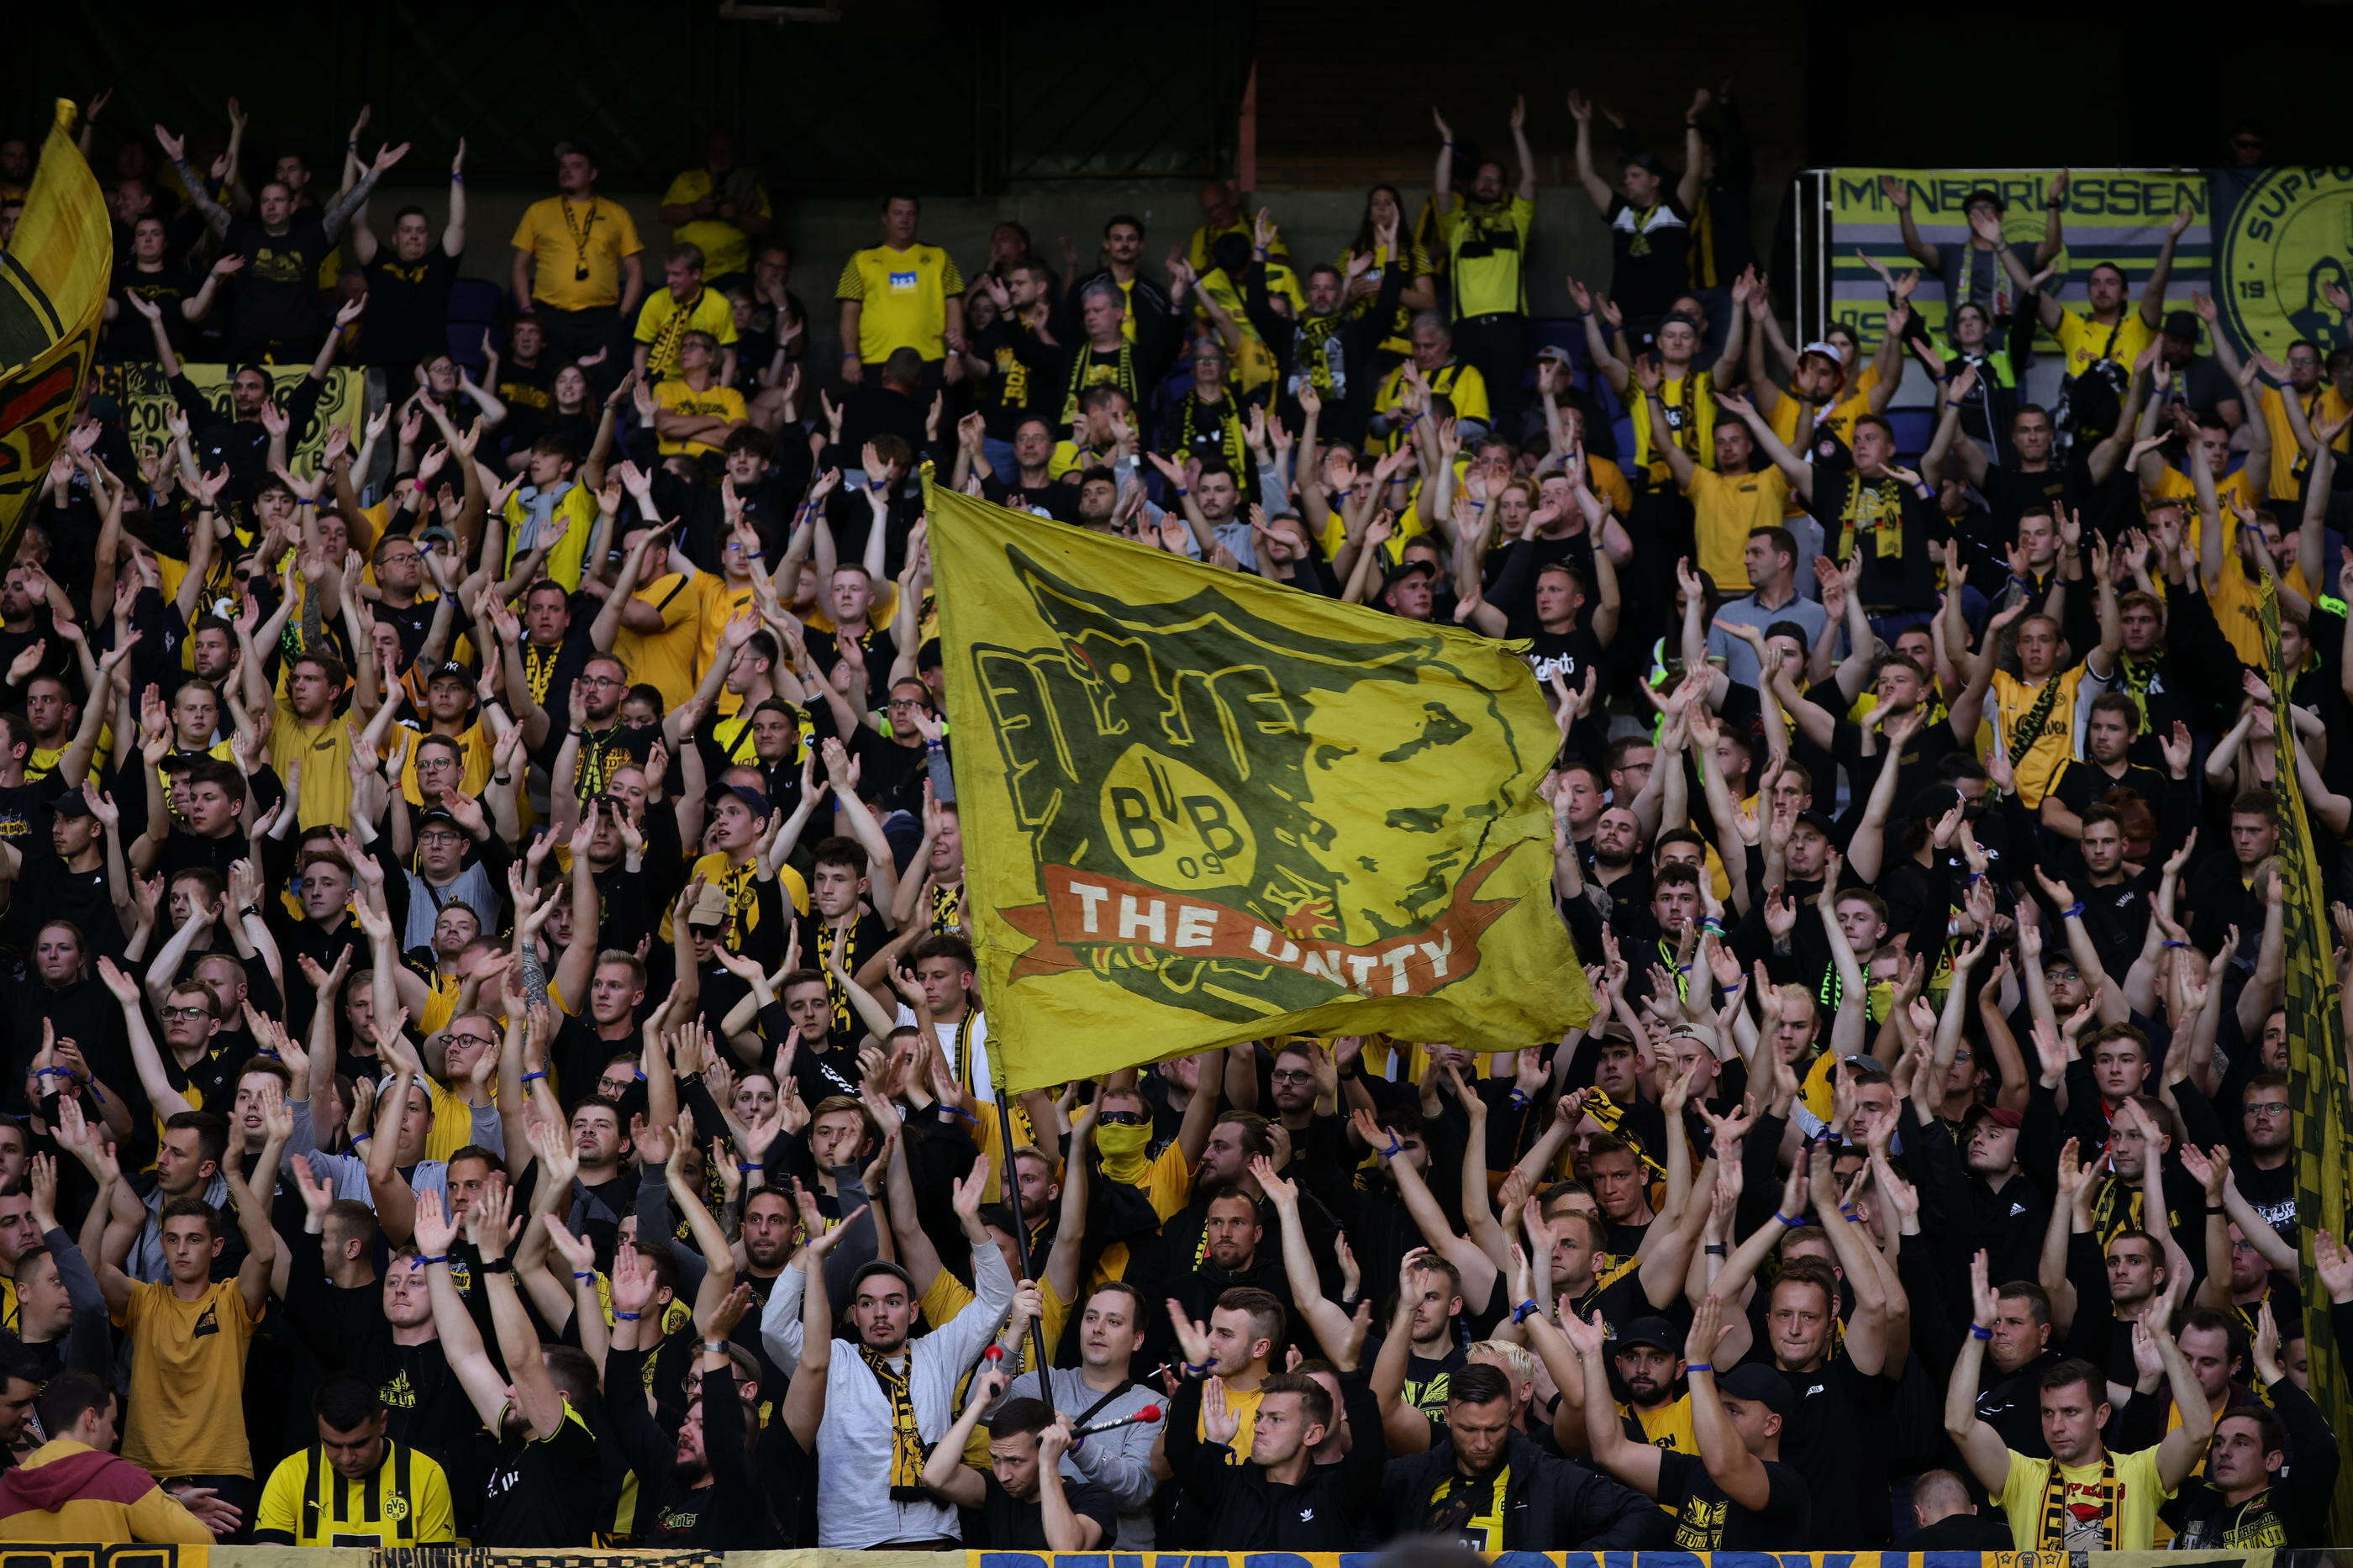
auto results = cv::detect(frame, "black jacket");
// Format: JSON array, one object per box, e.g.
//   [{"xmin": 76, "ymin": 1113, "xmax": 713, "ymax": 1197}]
[
  {"xmin": 1166, "ymin": 1375, "xmax": 1387, "ymax": 1550},
  {"xmin": 1382, "ymin": 1431, "xmax": 1668, "ymax": 1550}
]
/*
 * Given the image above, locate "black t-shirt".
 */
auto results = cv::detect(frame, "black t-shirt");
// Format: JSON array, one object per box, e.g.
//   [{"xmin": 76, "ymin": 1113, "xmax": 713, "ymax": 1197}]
[
  {"xmin": 108, "ymin": 263, "xmax": 202, "ymax": 357},
  {"xmin": 223, "ymin": 212, "xmax": 334, "ymax": 345},
  {"xmin": 844, "ymin": 725, "xmax": 929, "ymax": 818},
  {"xmin": 1401, "ymin": 1345, "xmax": 1470, "ymax": 1431},
  {"xmin": 2048, "ymin": 755, "xmax": 2170, "ymax": 822},
  {"xmin": 975, "ymin": 1471, "xmax": 1119, "ymax": 1550},
  {"xmin": 1979, "ymin": 462, "xmax": 2072, "ymax": 543},
  {"xmin": 479, "ymin": 1411, "xmax": 603, "ymax": 1546},
  {"xmin": 1773, "ymin": 1352, "xmax": 1890, "ymax": 1545},
  {"xmin": 364, "ymin": 249, "xmax": 458, "ymax": 366},
  {"xmin": 1658, "ymin": 1449, "xmax": 1810, "ymax": 1550},
  {"xmin": 982, "ymin": 475, "xmax": 1081, "ymax": 524}
]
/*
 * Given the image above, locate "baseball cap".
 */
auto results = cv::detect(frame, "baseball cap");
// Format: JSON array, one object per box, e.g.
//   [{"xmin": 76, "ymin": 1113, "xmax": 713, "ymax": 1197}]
[
  {"xmin": 45, "ymin": 793, "xmax": 93, "ymax": 819},
  {"xmin": 1905, "ymin": 785, "xmax": 1961, "ymax": 826},
  {"xmin": 685, "ymin": 881, "xmax": 733, "ymax": 929},
  {"xmin": 1616, "ymin": 1316, "xmax": 1680, "ymax": 1354},
  {"xmin": 417, "ymin": 805, "xmax": 460, "ymax": 829},
  {"xmin": 1798, "ymin": 339, "xmax": 1844, "ymax": 364},
  {"xmin": 419, "ymin": 525, "xmax": 459, "ymax": 549},
  {"xmin": 708, "ymin": 783, "xmax": 771, "ymax": 818},
  {"xmin": 2162, "ymin": 310, "xmax": 2201, "ymax": 341},
  {"xmin": 1716, "ymin": 1362, "xmax": 1793, "ymax": 1416},
  {"xmin": 1383, "ymin": 558, "xmax": 1437, "ymax": 590},
  {"xmin": 849, "ymin": 1260, "xmax": 915, "ymax": 1296},
  {"xmin": 1793, "ymin": 808, "xmax": 1837, "ymax": 839},
  {"xmin": 1963, "ymin": 1102, "xmax": 2024, "ymax": 1130},
  {"xmin": 427, "ymin": 660, "xmax": 471, "ymax": 685}
]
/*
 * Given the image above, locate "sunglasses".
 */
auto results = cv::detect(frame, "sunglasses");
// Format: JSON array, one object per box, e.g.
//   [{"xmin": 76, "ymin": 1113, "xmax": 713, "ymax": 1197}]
[{"xmin": 1096, "ymin": 1109, "xmax": 1149, "ymax": 1125}]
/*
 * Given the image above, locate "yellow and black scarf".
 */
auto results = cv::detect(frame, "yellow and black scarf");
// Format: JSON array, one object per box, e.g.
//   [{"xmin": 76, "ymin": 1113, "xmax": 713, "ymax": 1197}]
[
  {"xmin": 2036, "ymin": 1451, "xmax": 2118, "ymax": 1550},
  {"xmin": 861, "ymin": 1344, "xmax": 928, "ymax": 1498}
]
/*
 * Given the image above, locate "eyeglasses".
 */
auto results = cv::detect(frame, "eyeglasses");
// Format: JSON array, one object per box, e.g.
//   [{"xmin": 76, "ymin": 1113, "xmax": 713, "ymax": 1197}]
[
  {"xmin": 160, "ymin": 1005, "xmax": 212, "ymax": 1022},
  {"xmin": 1096, "ymin": 1109, "xmax": 1148, "ymax": 1125},
  {"xmin": 2244, "ymin": 1102, "xmax": 2290, "ymax": 1117},
  {"xmin": 448, "ymin": 1033, "xmax": 498, "ymax": 1050},
  {"xmin": 1270, "ymin": 1069, "xmax": 1315, "ymax": 1084}
]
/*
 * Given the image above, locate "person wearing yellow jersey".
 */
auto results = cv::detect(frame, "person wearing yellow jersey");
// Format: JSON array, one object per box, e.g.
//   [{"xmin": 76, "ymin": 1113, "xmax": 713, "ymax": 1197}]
[
  {"xmin": 1742, "ymin": 287, "xmax": 1902, "ymax": 466},
  {"xmin": 650, "ymin": 331, "xmax": 749, "ymax": 463},
  {"xmin": 1430, "ymin": 97, "xmax": 1537, "ymax": 442},
  {"xmin": 1371, "ymin": 313, "xmax": 1490, "ymax": 453},
  {"xmin": 634, "ymin": 245, "xmax": 739, "ymax": 385},
  {"xmin": 1638, "ymin": 369, "xmax": 1788, "ymax": 592},
  {"xmin": 1577, "ymin": 277, "xmax": 1748, "ymax": 488},
  {"xmin": 1993, "ymin": 200, "xmax": 2184, "ymax": 421},
  {"xmin": 254, "ymin": 1374, "xmax": 457, "ymax": 1544},
  {"xmin": 605, "ymin": 480, "xmax": 725, "ymax": 709},
  {"xmin": 836, "ymin": 194, "xmax": 965, "ymax": 382},
  {"xmin": 656, "ymin": 129, "xmax": 771, "ymax": 287},
  {"xmin": 1185, "ymin": 178, "xmax": 1287, "ymax": 276},
  {"xmin": 1987, "ymin": 591, "xmax": 2123, "ymax": 809},
  {"xmin": 1948, "ymin": 1256, "xmax": 2211, "ymax": 1550},
  {"xmin": 263, "ymin": 648, "xmax": 381, "ymax": 831},
  {"xmin": 510, "ymin": 142, "xmax": 644, "ymax": 378}
]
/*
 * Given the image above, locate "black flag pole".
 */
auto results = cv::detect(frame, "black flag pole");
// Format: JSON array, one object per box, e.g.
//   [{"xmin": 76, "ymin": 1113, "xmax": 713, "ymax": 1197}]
[{"xmin": 989, "ymin": 1055, "xmax": 1057, "ymax": 1390}]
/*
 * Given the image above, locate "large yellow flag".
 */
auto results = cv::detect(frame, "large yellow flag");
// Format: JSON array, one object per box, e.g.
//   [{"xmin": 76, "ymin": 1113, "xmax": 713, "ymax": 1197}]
[
  {"xmin": 0, "ymin": 103, "xmax": 110, "ymax": 560},
  {"xmin": 2260, "ymin": 567, "xmax": 2353, "ymax": 1541},
  {"xmin": 927, "ymin": 484, "xmax": 1592, "ymax": 1092}
]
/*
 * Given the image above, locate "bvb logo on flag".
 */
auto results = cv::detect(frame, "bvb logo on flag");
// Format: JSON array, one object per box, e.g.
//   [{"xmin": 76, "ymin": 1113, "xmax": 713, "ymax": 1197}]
[
  {"xmin": 2214, "ymin": 166, "xmax": 2353, "ymax": 362},
  {"xmin": 975, "ymin": 543, "xmax": 1529, "ymax": 1022},
  {"xmin": 930, "ymin": 482, "xmax": 1588, "ymax": 1092}
]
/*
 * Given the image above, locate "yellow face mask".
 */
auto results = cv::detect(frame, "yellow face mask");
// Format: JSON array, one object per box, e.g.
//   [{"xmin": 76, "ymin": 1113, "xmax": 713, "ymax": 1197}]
[{"xmin": 1095, "ymin": 1120, "xmax": 1152, "ymax": 1160}]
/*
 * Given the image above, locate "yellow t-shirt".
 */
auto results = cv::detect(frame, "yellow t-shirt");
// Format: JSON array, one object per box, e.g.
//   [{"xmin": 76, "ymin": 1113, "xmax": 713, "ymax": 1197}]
[
  {"xmin": 1202, "ymin": 1381, "xmax": 1265, "ymax": 1465},
  {"xmin": 836, "ymin": 244, "xmax": 964, "ymax": 363},
  {"xmin": 398, "ymin": 721, "xmax": 493, "ymax": 805},
  {"xmin": 271, "ymin": 705, "xmax": 358, "ymax": 830},
  {"xmin": 613, "ymin": 570, "xmax": 724, "ymax": 708},
  {"xmin": 1998, "ymin": 1444, "xmax": 2171, "ymax": 1551},
  {"xmin": 511, "ymin": 196, "xmax": 644, "ymax": 313},
  {"xmin": 1685, "ymin": 465, "xmax": 1792, "ymax": 593},
  {"xmin": 1371, "ymin": 359, "xmax": 1489, "ymax": 452},
  {"xmin": 658, "ymin": 168, "xmax": 771, "ymax": 281},
  {"xmin": 118, "ymin": 1279, "xmax": 260, "ymax": 1477},
  {"xmin": 651, "ymin": 377, "xmax": 749, "ymax": 460},
  {"xmin": 2261, "ymin": 382, "xmax": 2353, "ymax": 499},
  {"xmin": 256, "ymin": 1441, "xmax": 457, "ymax": 1544},
  {"xmin": 2151, "ymin": 464, "xmax": 2266, "ymax": 531},
  {"xmin": 1633, "ymin": 1394, "xmax": 1698, "ymax": 1454},
  {"xmin": 1989, "ymin": 665, "xmax": 2096, "ymax": 808},
  {"xmin": 671, "ymin": 850, "xmax": 810, "ymax": 950},
  {"xmin": 1630, "ymin": 371, "xmax": 1719, "ymax": 484},
  {"xmin": 2053, "ymin": 310, "xmax": 2155, "ymax": 380},
  {"xmin": 634, "ymin": 287, "xmax": 739, "ymax": 382},
  {"xmin": 503, "ymin": 482, "xmax": 598, "ymax": 593}
]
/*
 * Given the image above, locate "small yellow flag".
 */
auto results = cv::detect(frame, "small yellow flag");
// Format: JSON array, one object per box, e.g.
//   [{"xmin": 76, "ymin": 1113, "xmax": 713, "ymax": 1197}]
[
  {"xmin": 927, "ymin": 482, "xmax": 1592, "ymax": 1092},
  {"xmin": 0, "ymin": 102, "xmax": 111, "ymax": 561}
]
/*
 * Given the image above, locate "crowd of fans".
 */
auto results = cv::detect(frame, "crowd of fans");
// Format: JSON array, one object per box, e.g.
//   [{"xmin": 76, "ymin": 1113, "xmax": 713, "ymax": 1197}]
[{"xmin": 0, "ymin": 86, "xmax": 2344, "ymax": 1552}]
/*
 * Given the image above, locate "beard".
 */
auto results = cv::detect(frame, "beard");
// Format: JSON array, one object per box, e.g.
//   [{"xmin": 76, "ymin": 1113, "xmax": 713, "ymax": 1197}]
[{"xmin": 671, "ymin": 1455, "xmax": 709, "ymax": 1486}]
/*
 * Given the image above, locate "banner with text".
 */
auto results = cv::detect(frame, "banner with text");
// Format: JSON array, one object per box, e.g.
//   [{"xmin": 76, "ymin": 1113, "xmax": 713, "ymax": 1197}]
[
  {"xmin": 85, "ymin": 362, "xmax": 361, "ymax": 470},
  {"xmin": 928, "ymin": 484, "xmax": 1591, "ymax": 1092},
  {"xmin": 967, "ymin": 1552, "xmax": 2292, "ymax": 1568},
  {"xmin": 2204, "ymin": 166, "xmax": 2353, "ymax": 366},
  {"xmin": 1826, "ymin": 166, "xmax": 2209, "ymax": 354}
]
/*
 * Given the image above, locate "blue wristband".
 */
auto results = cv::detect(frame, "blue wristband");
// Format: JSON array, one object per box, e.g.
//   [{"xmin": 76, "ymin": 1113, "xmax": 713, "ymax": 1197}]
[
  {"xmin": 1377, "ymin": 1139, "xmax": 1405, "ymax": 1160},
  {"xmin": 613, "ymin": 1310, "xmax": 642, "ymax": 1321},
  {"xmin": 1970, "ymin": 1324, "xmax": 1993, "ymax": 1340},
  {"xmin": 522, "ymin": 1070, "xmax": 548, "ymax": 1084},
  {"xmin": 1686, "ymin": 1363, "xmax": 1713, "ymax": 1374},
  {"xmin": 352, "ymin": 1132, "xmax": 372, "ymax": 1144},
  {"xmin": 418, "ymin": 1255, "xmax": 446, "ymax": 1267},
  {"xmin": 574, "ymin": 1271, "xmax": 595, "ymax": 1281},
  {"xmin": 1774, "ymin": 1211, "xmax": 1803, "ymax": 1228},
  {"xmin": 2062, "ymin": 902, "xmax": 2086, "ymax": 919},
  {"xmin": 1512, "ymin": 1299, "xmax": 1540, "ymax": 1323}
]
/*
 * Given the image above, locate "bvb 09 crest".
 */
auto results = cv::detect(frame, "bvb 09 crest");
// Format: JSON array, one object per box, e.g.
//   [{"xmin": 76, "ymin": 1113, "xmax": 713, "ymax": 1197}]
[
  {"xmin": 2215, "ymin": 166, "xmax": 2353, "ymax": 362},
  {"xmin": 971, "ymin": 546, "xmax": 1534, "ymax": 1025}
]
